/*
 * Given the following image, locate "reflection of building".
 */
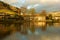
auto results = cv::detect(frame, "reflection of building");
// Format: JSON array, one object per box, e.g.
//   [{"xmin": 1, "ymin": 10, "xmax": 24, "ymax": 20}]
[
  {"xmin": 53, "ymin": 23, "xmax": 60, "ymax": 27},
  {"xmin": 35, "ymin": 22, "xmax": 46, "ymax": 28}
]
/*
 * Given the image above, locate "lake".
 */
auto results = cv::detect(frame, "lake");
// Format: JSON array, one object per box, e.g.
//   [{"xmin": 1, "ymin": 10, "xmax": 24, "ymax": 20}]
[{"xmin": 0, "ymin": 22, "xmax": 60, "ymax": 40}]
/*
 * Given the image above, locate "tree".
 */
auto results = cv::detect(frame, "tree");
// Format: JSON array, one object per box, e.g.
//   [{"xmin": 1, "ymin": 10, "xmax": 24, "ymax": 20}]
[
  {"xmin": 29, "ymin": 8, "xmax": 36, "ymax": 14},
  {"xmin": 49, "ymin": 14, "xmax": 52, "ymax": 20},
  {"xmin": 41, "ymin": 10, "xmax": 46, "ymax": 16}
]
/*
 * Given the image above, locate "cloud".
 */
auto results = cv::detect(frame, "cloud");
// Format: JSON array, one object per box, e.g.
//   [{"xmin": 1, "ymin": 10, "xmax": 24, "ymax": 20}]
[
  {"xmin": 26, "ymin": 0, "xmax": 60, "ymax": 5},
  {"xmin": 1, "ymin": 0, "xmax": 60, "ymax": 6},
  {"xmin": 0, "ymin": 0, "xmax": 17, "ymax": 4},
  {"xmin": 0, "ymin": 0, "xmax": 60, "ymax": 12},
  {"xmin": 40, "ymin": 0, "xmax": 60, "ymax": 4}
]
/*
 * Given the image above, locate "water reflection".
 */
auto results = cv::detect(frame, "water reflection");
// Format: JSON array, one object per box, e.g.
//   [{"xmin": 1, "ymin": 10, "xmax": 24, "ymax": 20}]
[{"xmin": 0, "ymin": 22, "xmax": 60, "ymax": 40}]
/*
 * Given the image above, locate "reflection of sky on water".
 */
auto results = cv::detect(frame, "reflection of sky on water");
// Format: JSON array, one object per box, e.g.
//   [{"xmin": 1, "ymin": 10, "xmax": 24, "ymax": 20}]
[{"xmin": 3, "ymin": 26, "xmax": 60, "ymax": 40}]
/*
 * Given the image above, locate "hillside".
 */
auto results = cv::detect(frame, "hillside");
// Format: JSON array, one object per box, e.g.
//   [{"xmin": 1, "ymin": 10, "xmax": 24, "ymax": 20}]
[{"xmin": 0, "ymin": 1, "xmax": 21, "ymax": 14}]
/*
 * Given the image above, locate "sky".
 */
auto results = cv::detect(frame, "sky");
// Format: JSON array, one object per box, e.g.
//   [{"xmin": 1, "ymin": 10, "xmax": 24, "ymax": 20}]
[{"xmin": 0, "ymin": 0, "xmax": 60, "ymax": 12}]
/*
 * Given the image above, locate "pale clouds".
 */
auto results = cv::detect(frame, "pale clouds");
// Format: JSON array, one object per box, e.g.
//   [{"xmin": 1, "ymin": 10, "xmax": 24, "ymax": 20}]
[
  {"xmin": 1, "ymin": 0, "xmax": 17, "ymax": 4},
  {"xmin": 26, "ymin": 0, "xmax": 60, "ymax": 5},
  {"xmin": 0, "ymin": 0, "xmax": 60, "ymax": 12},
  {"xmin": 1, "ymin": 0, "xmax": 60, "ymax": 5},
  {"xmin": 40, "ymin": 0, "xmax": 60, "ymax": 4},
  {"xmin": 1, "ymin": 0, "xmax": 25, "ymax": 4}
]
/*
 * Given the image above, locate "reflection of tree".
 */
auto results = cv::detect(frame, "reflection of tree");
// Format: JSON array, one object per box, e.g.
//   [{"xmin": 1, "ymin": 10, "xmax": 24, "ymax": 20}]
[
  {"xmin": 41, "ymin": 26, "xmax": 47, "ymax": 31},
  {"xmin": 20, "ymin": 23, "xmax": 28, "ymax": 34},
  {"xmin": 0, "ymin": 30, "xmax": 11, "ymax": 39},
  {"xmin": 30, "ymin": 27, "xmax": 35, "ymax": 33},
  {"xmin": 14, "ymin": 23, "xmax": 21, "ymax": 31},
  {"xmin": 0, "ymin": 24, "xmax": 12, "ymax": 39},
  {"xmin": 41, "ymin": 22, "xmax": 47, "ymax": 31},
  {"xmin": 47, "ymin": 22, "xmax": 53, "ymax": 26},
  {"xmin": 29, "ymin": 22, "xmax": 35, "ymax": 33}
]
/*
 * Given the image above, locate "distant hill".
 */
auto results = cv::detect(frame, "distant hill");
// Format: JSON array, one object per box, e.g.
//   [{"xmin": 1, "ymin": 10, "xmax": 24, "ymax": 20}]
[{"xmin": 0, "ymin": 1, "xmax": 21, "ymax": 14}]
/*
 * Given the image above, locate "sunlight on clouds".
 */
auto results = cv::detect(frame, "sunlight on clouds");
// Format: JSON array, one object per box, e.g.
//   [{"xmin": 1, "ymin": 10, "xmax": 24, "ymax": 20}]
[
  {"xmin": 27, "ymin": 5, "xmax": 32, "ymax": 9},
  {"xmin": 26, "ymin": 0, "xmax": 40, "ymax": 4},
  {"xmin": 3, "ymin": 0, "xmax": 17, "ymax": 3},
  {"xmin": 1, "ymin": 0, "xmax": 25, "ymax": 4},
  {"xmin": 21, "ymin": 0, "xmax": 26, "ymax": 3},
  {"xmin": 0, "ymin": 0, "xmax": 26, "ymax": 8},
  {"xmin": 1, "ymin": 0, "xmax": 60, "ymax": 6},
  {"xmin": 16, "ymin": 0, "xmax": 25, "ymax": 4},
  {"xmin": 40, "ymin": 0, "xmax": 47, "ymax": 3},
  {"xmin": 1, "ymin": 0, "xmax": 60, "ymax": 4},
  {"xmin": 27, "ymin": 4, "xmax": 40, "ymax": 9},
  {"xmin": 33, "ymin": 4, "xmax": 40, "ymax": 8},
  {"xmin": 9, "ymin": 0, "xmax": 17, "ymax": 3},
  {"xmin": 0, "ymin": 0, "xmax": 60, "ymax": 12},
  {"xmin": 40, "ymin": 0, "xmax": 60, "ymax": 4}
]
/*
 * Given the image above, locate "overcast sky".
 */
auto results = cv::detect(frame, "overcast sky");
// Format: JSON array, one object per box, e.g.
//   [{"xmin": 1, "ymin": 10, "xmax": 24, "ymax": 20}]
[{"xmin": 0, "ymin": 0, "xmax": 60, "ymax": 12}]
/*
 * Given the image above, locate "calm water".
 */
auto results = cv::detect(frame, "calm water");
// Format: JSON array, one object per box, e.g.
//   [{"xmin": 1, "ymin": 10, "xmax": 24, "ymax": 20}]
[{"xmin": 0, "ymin": 22, "xmax": 60, "ymax": 40}]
